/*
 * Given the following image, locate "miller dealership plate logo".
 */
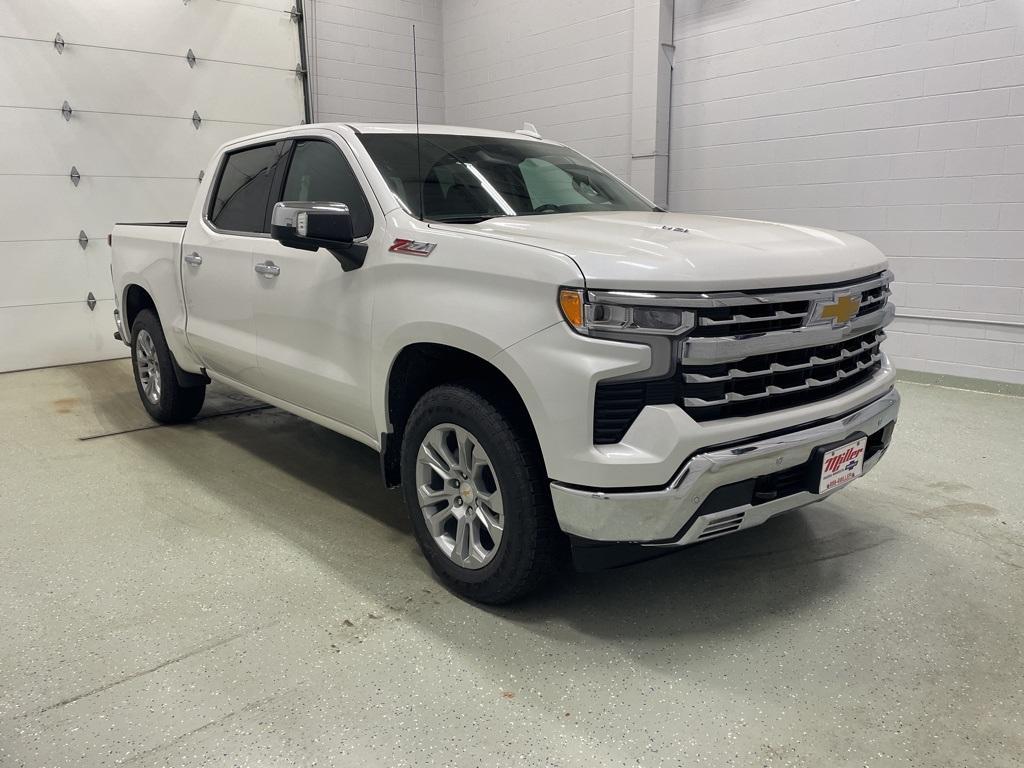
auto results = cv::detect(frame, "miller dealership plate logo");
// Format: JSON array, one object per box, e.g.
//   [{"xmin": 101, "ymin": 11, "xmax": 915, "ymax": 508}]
[{"xmin": 807, "ymin": 293, "xmax": 861, "ymax": 328}]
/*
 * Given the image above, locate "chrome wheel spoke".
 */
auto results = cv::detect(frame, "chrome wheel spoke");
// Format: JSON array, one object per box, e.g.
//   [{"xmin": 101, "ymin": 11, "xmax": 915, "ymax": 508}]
[
  {"xmin": 454, "ymin": 426, "xmax": 476, "ymax": 472},
  {"xmin": 426, "ymin": 505, "xmax": 454, "ymax": 538},
  {"xmin": 474, "ymin": 505, "xmax": 503, "ymax": 548},
  {"xmin": 419, "ymin": 442, "xmax": 453, "ymax": 481},
  {"xmin": 415, "ymin": 422, "xmax": 504, "ymax": 570},
  {"xmin": 433, "ymin": 430, "xmax": 460, "ymax": 472},
  {"xmin": 452, "ymin": 515, "xmax": 472, "ymax": 564},
  {"xmin": 419, "ymin": 483, "xmax": 457, "ymax": 504},
  {"xmin": 477, "ymin": 488, "xmax": 503, "ymax": 516}
]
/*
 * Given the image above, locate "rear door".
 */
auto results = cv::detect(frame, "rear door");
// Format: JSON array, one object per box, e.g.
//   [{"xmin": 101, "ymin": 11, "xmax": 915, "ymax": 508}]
[
  {"xmin": 251, "ymin": 134, "xmax": 380, "ymax": 437},
  {"xmin": 182, "ymin": 141, "xmax": 287, "ymax": 386}
]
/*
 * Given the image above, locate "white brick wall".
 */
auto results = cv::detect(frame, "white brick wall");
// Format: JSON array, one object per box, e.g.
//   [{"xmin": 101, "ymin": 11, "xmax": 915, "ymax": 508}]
[
  {"xmin": 670, "ymin": 0, "xmax": 1024, "ymax": 384},
  {"xmin": 308, "ymin": 0, "xmax": 444, "ymax": 124},
  {"xmin": 442, "ymin": 0, "xmax": 636, "ymax": 179}
]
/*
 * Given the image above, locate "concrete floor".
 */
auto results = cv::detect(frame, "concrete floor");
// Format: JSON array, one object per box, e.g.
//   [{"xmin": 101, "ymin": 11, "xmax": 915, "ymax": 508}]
[{"xmin": 0, "ymin": 360, "xmax": 1021, "ymax": 768}]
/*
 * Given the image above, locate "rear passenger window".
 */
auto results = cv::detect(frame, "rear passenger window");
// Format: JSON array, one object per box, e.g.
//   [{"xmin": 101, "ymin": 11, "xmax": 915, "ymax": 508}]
[
  {"xmin": 209, "ymin": 143, "xmax": 283, "ymax": 233},
  {"xmin": 282, "ymin": 140, "xmax": 373, "ymax": 238}
]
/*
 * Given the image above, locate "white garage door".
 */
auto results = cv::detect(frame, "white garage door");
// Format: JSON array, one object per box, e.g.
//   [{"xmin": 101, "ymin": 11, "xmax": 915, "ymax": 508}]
[{"xmin": 0, "ymin": 0, "xmax": 307, "ymax": 372}]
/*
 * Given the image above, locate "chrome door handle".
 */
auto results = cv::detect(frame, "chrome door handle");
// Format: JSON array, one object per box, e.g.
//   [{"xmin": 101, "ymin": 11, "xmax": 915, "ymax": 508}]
[
  {"xmin": 184, "ymin": 252, "xmax": 202, "ymax": 266},
  {"xmin": 254, "ymin": 261, "xmax": 280, "ymax": 278}
]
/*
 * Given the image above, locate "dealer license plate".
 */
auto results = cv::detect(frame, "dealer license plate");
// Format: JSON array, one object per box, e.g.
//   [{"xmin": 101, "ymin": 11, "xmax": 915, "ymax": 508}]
[{"xmin": 818, "ymin": 436, "xmax": 868, "ymax": 494}]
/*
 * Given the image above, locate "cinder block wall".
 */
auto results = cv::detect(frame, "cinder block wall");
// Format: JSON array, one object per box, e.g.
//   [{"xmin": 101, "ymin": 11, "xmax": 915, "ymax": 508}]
[
  {"xmin": 305, "ymin": 0, "xmax": 1023, "ymax": 385},
  {"xmin": 442, "ymin": 0, "xmax": 636, "ymax": 180},
  {"xmin": 306, "ymin": 0, "xmax": 445, "ymax": 123},
  {"xmin": 670, "ymin": 0, "xmax": 1024, "ymax": 384}
]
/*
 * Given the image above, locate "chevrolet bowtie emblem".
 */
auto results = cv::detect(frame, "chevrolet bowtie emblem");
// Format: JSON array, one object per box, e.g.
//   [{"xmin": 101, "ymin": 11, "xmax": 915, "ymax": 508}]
[{"xmin": 811, "ymin": 294, "xmax": 861, "ymax": 327}]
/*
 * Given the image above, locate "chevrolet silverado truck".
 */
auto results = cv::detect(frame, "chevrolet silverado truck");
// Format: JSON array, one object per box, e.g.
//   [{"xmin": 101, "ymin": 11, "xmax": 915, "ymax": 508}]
[{"xmin": 110, "ymin": 123, "xmax": 899, "ymax": 603}]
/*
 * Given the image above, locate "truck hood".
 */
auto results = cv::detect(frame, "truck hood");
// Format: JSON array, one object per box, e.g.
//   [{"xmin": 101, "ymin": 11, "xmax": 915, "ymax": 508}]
[{"xmin": 467, "ymin": 211, "xmax": 887, "ymax": 291}]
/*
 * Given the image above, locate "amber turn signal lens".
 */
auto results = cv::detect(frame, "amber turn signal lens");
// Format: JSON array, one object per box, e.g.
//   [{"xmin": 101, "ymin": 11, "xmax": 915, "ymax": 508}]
[{"xmin": 558, "ymin": 288, "xmax": 585, "ymax": 330}]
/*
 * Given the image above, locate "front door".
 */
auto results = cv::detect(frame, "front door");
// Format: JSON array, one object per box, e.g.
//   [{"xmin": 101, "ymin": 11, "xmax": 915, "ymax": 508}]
[
  {"xmin": 252, "ymin": 135, "xmax": 380, "ymax": 438},
  {"xmin": 182, "ymin": 141, "xmax": 287, "ymax": 387}
]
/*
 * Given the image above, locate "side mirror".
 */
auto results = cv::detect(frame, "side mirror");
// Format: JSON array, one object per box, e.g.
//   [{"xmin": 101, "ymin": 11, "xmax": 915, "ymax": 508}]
[
  {"xmin": 271, "ymin": 201, "xmax": 354, "ymax": 250},
  {"xmin": 270, "ymin": 201, "xmax": 366, "ymax": 271}
]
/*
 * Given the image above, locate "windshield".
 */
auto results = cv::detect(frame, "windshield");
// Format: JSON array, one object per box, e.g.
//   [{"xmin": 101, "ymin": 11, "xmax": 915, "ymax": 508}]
[{"xmin": 357, "ymin": 133, "xmax": 656, "ymax": 223}]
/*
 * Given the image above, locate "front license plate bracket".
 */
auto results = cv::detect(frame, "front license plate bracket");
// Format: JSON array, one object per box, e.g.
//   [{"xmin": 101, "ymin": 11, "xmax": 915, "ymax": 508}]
[{"xmin": 805, "ymin": 432, "xmax": 869, "ymax": 495}]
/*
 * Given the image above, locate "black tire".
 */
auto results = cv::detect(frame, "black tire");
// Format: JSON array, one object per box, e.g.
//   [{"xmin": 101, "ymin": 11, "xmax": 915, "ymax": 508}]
[
  {"xmin": 130, "ymin": 309, "xmax": 205, "ymax": 423},
  {"xmin": 400, "ymin": 385, "xmax": 561, "ymax": 604}
]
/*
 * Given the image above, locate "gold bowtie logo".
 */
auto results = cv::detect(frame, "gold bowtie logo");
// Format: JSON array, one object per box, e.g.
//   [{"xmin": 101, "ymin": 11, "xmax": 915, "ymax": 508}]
[{"xmin": 820, "ymin": 294, "xmax": 861, "ymax": 326}]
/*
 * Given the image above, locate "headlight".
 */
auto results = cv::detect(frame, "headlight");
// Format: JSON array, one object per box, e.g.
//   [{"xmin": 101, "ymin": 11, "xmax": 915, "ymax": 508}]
[{"xmin": 558, "ymin": 288, "xmax": 694, "ymax": 336}]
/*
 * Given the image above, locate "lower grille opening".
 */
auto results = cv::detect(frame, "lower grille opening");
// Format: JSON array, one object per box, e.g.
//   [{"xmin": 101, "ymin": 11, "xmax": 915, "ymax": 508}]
[{"xmin": 698, "ymin": 511, "xmax": 746, "ymax": 539}]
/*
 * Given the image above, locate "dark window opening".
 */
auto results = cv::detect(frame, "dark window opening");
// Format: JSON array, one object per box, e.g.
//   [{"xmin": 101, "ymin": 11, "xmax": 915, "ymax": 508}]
[
  {"xmin": 209, "ymin": 143, "xmax": 284, "ymax": 233},
  {"xmin": 281, "ymin": 140, "xmax": 374, "ymax": 239}
]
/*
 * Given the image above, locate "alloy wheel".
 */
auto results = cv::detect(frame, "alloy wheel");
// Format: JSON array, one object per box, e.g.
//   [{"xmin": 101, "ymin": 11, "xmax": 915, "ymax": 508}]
[
  {"xmin": 135, "ymin": 329, "xmax": 162, "ymax": 404},
  {"xmin": 415, "ymin": 423, "xmax": 504, "ymax": 569}
]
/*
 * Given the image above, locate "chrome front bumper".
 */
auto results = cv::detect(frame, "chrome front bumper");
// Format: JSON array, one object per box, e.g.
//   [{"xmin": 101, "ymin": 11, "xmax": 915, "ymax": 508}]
[{"xmin": 550, "ymin": 388, "xmax": 900, "ymax": 545}]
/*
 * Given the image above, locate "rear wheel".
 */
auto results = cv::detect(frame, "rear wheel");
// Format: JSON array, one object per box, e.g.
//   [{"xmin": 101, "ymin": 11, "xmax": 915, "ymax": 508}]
[
  {"xmin": 401, "ymin": 385, "xmax": 560, "ymax": 604},
  {"xmin": 131, "ymin": 309, "xmax": 205, "ymax": 423}
]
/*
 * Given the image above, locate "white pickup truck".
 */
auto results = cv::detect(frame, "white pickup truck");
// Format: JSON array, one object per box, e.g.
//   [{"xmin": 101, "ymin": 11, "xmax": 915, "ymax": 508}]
[{"xmin": 111, "ymin": 123, "xmax": 899, "ymax": 603}]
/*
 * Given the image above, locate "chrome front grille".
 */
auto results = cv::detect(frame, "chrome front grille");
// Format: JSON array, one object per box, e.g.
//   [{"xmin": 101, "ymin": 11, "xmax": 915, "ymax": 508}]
[
  {"xmin": 679, "ymin": 271, "xmax": 893, "ymax": 421},
  {"xmin": 680, "ymin": 329, "xmax": 885, "ymax": 420},
  {"xmin": 592, "ymin": 272, "xmax": 894, "ymax": 441}
]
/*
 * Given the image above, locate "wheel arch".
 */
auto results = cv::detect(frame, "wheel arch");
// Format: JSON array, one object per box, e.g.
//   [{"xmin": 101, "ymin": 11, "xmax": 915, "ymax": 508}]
[
  {"xmin": 122, "ymin": 283, "xmax": 158, "ymax": 331},
  {"xmin": 379, "ymin": 342, "xmax": 544, "ymax": 489}
]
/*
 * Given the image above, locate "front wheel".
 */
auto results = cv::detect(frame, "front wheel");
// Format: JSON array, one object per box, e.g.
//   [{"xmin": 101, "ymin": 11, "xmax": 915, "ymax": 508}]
[
  {"xmin": 131, "ymin": 309, "xmax": 205, "ymax": 423},
  {"xmin": 400, "ymin": 385, "xmax": 560, "ymax": 604}
]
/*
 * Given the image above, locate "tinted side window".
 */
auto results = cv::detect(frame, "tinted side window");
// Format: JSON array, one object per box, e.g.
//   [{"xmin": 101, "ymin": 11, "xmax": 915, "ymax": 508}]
[
  {"xmin": 282, "ymin": 141, "xmax": 373, "ymax": 238},
  {"xmin": 209, "ymin": 144, "xmax": 282, "ymax": 233}
]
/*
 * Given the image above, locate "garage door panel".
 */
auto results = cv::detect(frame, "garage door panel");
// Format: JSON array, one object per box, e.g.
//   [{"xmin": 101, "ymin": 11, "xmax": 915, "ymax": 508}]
[
  {"xmin": 1, "ymin": 39, "xmax": 303, "ymax": 126},
  {"xmin": 0, "ymin": 1, "xmax": 303, "ymax": 372},
  {"xmin": 0, "ymin": 0, "xmax": 299, "ymax": 69},
  {"xmin": 0, "ymin": 300, "xmax": 126, "ymax": 373},
  {"xmin": 0, "ymin": 177, "xmax": 198, "ymax": 243},
  {"xmin": 85, "ymin": 247, "xmax": 115, "ymax": 304},
  {"xmin": 0, "ymin": 111, "xmax": 281, "ymax": 177},
  {"xmin": 0, "ymin": 242, "xmax": 92, "ymax": 308},
  {"xmin": 0, "ymin": 243, "xmax": 115, "ymax": 309}
]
